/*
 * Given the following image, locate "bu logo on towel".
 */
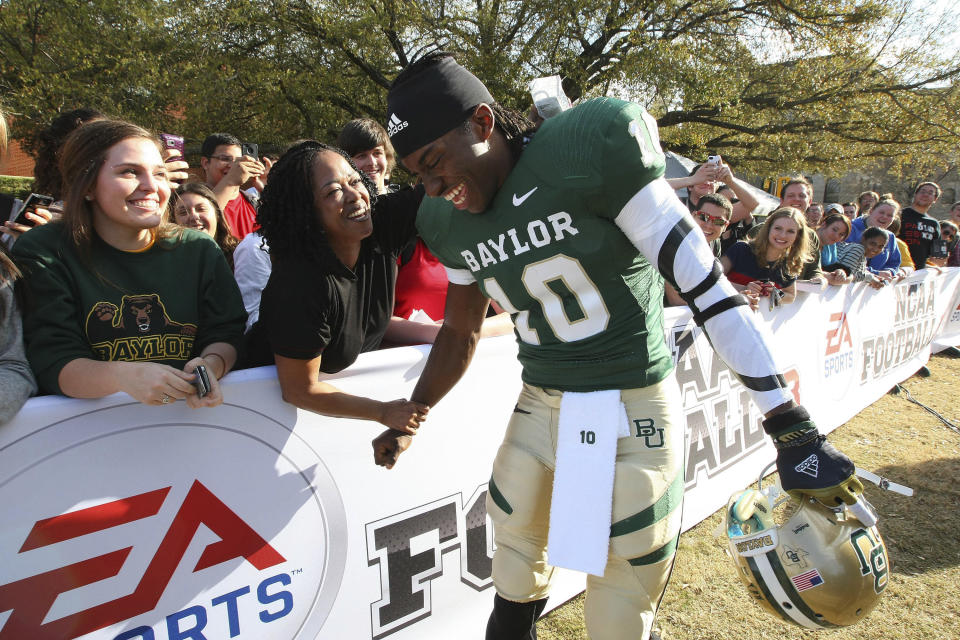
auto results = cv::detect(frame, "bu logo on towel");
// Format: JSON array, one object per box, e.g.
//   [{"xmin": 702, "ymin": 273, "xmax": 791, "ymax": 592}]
[{"xmin": 634, "ymin": 418, "xmax": 664, "ymax": 448}]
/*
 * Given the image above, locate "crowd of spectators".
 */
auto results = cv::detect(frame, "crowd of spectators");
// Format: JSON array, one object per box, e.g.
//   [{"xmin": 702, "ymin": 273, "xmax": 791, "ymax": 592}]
[
  {"xmin": 1, "ymin": 105, "xmax": 958, "ymax": 425},
  {"xmin": 666, "ymin": 169, "xmax": 955, "ymax": 311},
  {"xmin": 0, "ymin": 104, "xmax": 508, "ymax": 426}
]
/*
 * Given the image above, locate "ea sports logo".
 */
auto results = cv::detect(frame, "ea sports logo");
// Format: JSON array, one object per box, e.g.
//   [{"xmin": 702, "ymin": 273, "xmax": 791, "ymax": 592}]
[
  {"xmin": 821, "ymin": 311, "xmax": 857, "ymax": 396},
  {"xmin": 0, "ymin": 403, "xmax": 347, "ymax": 639},
  {"xmin": 824, "ymin": 312, "xmax": 853, "ymax": 356},
  {"xmin": 0, "ymin": 481, "xmax": 286, "ymax": 638}
]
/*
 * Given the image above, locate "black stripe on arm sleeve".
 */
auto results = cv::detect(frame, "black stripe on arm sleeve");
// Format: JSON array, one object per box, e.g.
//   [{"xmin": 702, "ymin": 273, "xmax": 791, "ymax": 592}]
[
  {"xmin": 656, "ymin": 216, "xmax": 697, "ymax": 289},
  {"xmin": 681, "ymin": 260, "xmax": 723, "ymax": 304},
  {"xmin": 737, "ymin": 373, "xmax": 788, "ymax": 392},
  {"xmin": 691, "ymin": 294, "xmax": 749, "ymax": 326}
]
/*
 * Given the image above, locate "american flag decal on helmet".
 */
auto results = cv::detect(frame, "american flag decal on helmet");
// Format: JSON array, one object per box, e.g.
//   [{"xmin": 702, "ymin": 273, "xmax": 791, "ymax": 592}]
[{"xmin": 791, "ymin": 568, "xmax": 824, "ymax": 591}]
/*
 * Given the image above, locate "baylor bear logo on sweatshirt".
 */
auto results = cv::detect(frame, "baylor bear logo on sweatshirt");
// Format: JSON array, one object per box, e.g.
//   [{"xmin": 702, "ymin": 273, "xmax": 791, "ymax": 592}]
[{"xmin": 85, "ymin": 294, "xmax": 197, "ymax": 362}]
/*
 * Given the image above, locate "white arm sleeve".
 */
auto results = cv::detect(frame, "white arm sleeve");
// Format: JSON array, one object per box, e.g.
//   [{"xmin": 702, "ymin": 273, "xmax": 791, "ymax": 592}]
[
  {"xmin": 445, "ymin": 265, "xmax": 477, "ymax": 286},
  {"xmin": 233, "ymin": 233, "xmax": 273, "ymax": 331},
  {"xmin": 614, "ymin": 178, "xmax": 794, "ymax": 414}
]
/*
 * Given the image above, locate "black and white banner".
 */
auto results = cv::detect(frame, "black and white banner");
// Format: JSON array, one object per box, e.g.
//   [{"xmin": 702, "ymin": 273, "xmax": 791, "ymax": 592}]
[{"xmin": 2, "ymin": 269, "xmax": 959, "ymax": 639}]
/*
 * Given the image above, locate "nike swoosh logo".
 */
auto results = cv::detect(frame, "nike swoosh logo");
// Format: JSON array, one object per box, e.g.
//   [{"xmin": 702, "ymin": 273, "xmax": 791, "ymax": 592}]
[{"xmin": 512, "ymin": 187, "xmax": 538, "ymax": 206}]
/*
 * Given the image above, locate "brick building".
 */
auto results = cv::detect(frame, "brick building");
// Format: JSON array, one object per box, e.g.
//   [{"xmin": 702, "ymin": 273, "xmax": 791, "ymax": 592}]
[{"xmin": 0, "ymin": 137, "xmax": 33, "ymax": 177}]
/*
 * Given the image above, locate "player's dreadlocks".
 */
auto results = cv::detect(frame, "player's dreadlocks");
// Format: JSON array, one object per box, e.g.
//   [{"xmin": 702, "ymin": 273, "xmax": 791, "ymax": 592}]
[
  {"xmin": 391, "ymin": 51, "xmax": 535, "ymax": 160},
  {"xmin": 486, "ymin": 103, "xmax": 536, "ymax": 160},
  {"xmin": 256, "ymin": 141, "xmax": 378, "ymax": 265}
]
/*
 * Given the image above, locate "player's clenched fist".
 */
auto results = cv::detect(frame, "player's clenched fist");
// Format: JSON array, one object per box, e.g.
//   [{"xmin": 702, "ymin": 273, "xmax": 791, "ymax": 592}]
[{"xmin": 372, "ymin": 429, "xmax": 414, "ymax": 469}]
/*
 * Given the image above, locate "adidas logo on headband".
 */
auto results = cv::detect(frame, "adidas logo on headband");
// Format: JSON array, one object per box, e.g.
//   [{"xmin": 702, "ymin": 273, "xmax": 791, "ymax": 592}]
[{"xmin": 387, "ymin": 113, "xmax": 408, "ymax": 137}]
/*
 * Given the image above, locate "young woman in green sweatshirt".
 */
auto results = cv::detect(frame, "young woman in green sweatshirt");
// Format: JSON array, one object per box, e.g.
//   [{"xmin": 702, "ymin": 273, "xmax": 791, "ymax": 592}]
[{"xmin": 13, "ymin": 119, "xmax": 246, "ymax": 408}]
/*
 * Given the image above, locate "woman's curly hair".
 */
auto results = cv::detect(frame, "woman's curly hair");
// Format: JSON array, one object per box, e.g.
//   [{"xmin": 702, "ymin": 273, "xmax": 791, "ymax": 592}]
[
  {"xmin": 31, "ymin": 108, "xmax": 106, "ymax": 199},
  {"xmin": 256, "ymin": 141, "xmax": 377, "ymax": 264}
]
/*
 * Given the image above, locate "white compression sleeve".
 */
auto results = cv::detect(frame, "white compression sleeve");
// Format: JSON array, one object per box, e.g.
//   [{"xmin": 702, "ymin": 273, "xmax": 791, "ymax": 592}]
[
  {"xmin": 444, "ymin": 265, "xmax": 477, "ymax": 286},
  {"xmin": 614, "ymin": 178, "xmax": 794, "ymax": 413}
]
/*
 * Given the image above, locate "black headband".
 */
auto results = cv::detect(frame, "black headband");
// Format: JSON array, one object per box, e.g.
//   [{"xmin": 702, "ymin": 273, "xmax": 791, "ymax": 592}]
[{"xmin": 386, "ymin": 56, "xmax": 494, "ymax": 158}]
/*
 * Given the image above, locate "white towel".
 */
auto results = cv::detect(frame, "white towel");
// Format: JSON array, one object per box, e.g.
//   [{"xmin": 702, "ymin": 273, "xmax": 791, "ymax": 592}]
[
  {"xmin": 547, "ymin": 390, "xmax": 629, "ymax": 576},
  {"xmin": 407, "ymin": 308, "xmax": 435, "ymax": 323}
]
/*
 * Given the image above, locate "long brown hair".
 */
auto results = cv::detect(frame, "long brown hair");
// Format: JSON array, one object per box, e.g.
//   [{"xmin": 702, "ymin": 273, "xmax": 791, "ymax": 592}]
[
  {"xmin": 168, "ymin": 182, "xmax": 238, "ymax": 267},
  {"xmin": 750, "ymin": 207, "xmax": 810, "ymax": 277},
  {"xmin": 818, "ymin": 212, "xmax": 851, "ymax": 242},
  {"xmin": 59, "ymin": 119, "xmax": 178, "ymax": 253}
]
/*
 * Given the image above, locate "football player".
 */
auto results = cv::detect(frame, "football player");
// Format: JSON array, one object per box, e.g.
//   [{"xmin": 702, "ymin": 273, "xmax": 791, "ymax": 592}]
[{"xmin": 372, "ymin": 52, "xmax": 863, "ymax": 640}]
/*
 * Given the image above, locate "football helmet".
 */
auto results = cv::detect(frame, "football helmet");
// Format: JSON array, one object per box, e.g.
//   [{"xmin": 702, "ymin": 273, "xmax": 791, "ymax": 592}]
[{"xmin": 725, "ymin": 481, "xmax": 889, "ymax": 629}]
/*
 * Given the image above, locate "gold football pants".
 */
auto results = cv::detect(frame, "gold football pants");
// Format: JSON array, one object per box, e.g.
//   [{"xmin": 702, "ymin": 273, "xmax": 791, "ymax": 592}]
[{"xmin": 485, "ymin": 376, "xmax": 684, "ymax": 640}]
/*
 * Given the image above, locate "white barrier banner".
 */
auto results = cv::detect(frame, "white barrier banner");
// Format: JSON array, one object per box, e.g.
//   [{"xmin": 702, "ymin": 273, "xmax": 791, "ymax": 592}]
[
  {"xmin": 2, "ymin": 269, "xmax": 960, "ymax": 640},
  {"xmin": 671, "ymin": 268, "xmax": 960, "ymax": 527},
  {"xmin": 931, "ymin": 268, "xmax": 960, "ymax": 350}
]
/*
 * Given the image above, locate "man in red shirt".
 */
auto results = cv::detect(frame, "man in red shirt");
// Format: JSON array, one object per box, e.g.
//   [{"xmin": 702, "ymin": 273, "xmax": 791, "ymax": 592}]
[{"xmin": 200, "ymin": 133, "xmax": 264, "ymax": 239}]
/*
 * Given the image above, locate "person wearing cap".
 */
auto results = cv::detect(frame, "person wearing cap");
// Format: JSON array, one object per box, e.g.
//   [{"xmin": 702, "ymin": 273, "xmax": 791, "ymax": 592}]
[
  {"xmin": 371, "ymin": 52, "xmax": 864, "ymax": 640},
  {"xmin": 823, "ymin": 202, "xmax": 844, "ymax": 217}
]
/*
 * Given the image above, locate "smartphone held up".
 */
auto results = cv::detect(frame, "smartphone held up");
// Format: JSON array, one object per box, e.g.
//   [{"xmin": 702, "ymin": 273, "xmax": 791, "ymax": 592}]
[
  {"xmin": 240, "ymin": 142, "xmax": 259, "ymax": 160},
  {"xmin": 159, "ymin": 133, "xmax": 185, "ymax": 162},
  {"xmin": 13, "ymin": 193, "xmax": 55, "ymax": 228}
]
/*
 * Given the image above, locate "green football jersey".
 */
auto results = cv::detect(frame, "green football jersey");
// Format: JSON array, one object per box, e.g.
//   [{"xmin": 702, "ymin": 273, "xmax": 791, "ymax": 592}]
[{"xmin": 417, "ymin": 97, "xmax": 673, "ymax": 391}]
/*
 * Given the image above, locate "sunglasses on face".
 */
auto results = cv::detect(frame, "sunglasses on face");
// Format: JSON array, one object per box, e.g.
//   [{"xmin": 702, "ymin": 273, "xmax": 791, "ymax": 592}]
[
  {"xmin": 943, "ymin": 233, "xmax": 955, "ymax": 241},
  {"xmin": 694, "ymin": 210, "xmax": 729, "ymax": 227}
]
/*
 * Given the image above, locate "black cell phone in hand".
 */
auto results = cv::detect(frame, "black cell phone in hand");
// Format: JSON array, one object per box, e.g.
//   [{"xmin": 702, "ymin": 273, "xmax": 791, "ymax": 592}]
[
  {"xmin": 13, "ymin": 193, "xmax": 55, "ymax": 227},
  {"xmin": 931, "ymin": 239, "xmax": 948, "ymax": 259},
  {"xmin": 241, "ymin": 142, "xmax": 259, "ymax": 159},
  {"xmin": 194, "ymin": 364, "xmax": 211, "ymax": 398}
]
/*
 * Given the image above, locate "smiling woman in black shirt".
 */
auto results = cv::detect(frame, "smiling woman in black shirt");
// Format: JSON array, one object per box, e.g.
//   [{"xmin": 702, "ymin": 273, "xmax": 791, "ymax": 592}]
[{"xmin": 247, "ymin": 141, "xmax": 428, "ymax": 433}]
